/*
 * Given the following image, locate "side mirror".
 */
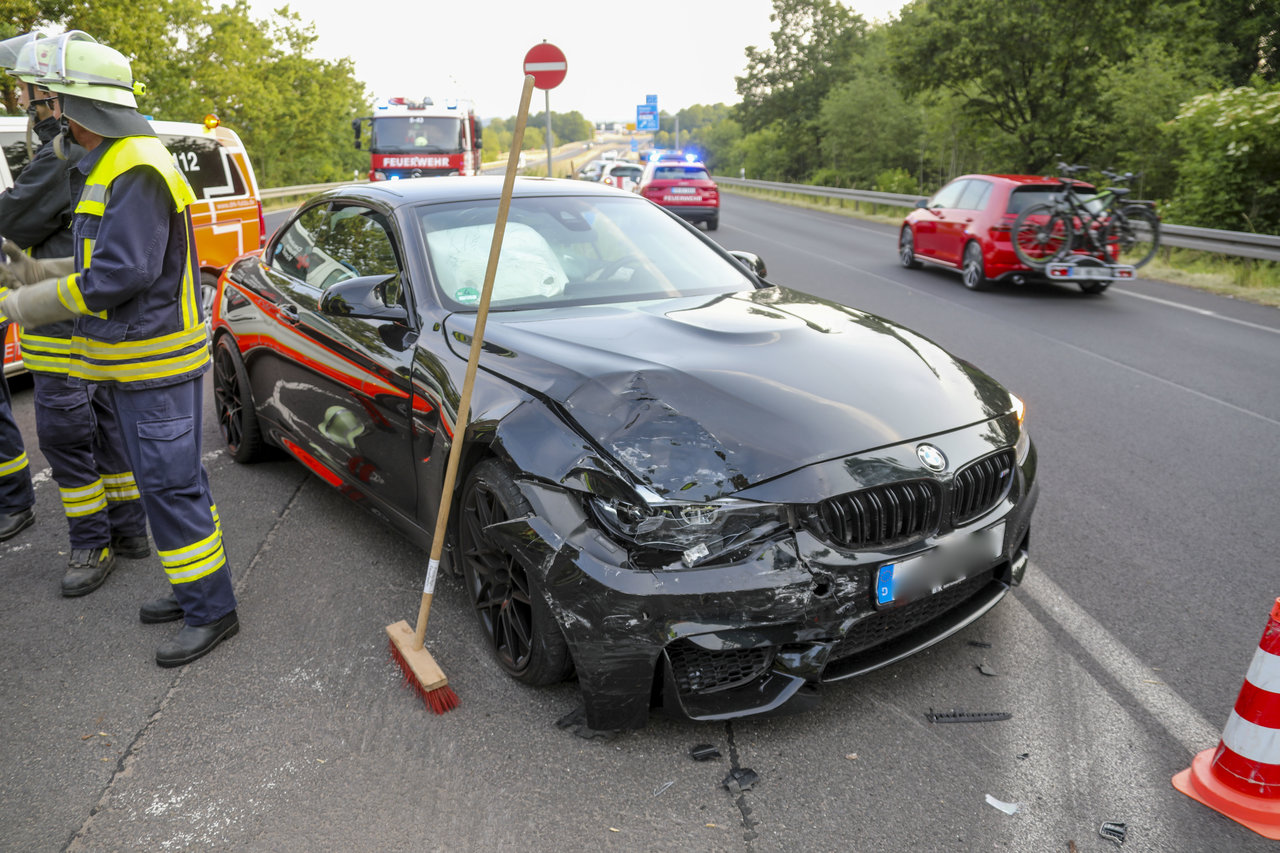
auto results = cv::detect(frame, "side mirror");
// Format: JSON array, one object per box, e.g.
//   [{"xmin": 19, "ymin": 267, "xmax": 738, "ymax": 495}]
[
  {"xmin": 319, "ymin": 274, "xmax": 408, "ymax": 323},
  {"xmin": 728, "ymin": 250, "xmax": 767, "ymax": 279},
  {"xmin": 914, "ymin": 198, "xmax": 928, "ymax": 209}
]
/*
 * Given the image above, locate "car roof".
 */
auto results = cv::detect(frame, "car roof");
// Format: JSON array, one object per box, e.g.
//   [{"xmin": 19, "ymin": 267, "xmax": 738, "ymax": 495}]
[
  {"xmin": 955, "ymin": 173, "xmax": 1073, "ymax": 187},
  {"xmin": 320, "ymin": 176, "xmax": 629, "ymax": 208}
]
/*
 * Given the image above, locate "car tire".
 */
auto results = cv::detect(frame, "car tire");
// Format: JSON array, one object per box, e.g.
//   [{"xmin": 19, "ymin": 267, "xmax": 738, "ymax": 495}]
[
  {"xmin": 1078, "ymin": 280, "xmax": 1110, "ymax": 295},
  {"xmin": 459, "ymin": 458, "xmax": 574, "ymax": 687},
  {"xmin": 212, "ymin": 334, "xmax": 268, "ymax": 463},
  {"xmin": 706, "ymin": 215, "xmax": 719, "ymax": 231},
  {"xmin": 899, "ymin": 227, "xmax": 922, "ymax": 269},
  {"xmin": 200, "ymin": 270, "xmax": 218, "ymax": 327},
  {"xmin": 962, "ymin": 242, "xmax": 991, "ymax": 291}
]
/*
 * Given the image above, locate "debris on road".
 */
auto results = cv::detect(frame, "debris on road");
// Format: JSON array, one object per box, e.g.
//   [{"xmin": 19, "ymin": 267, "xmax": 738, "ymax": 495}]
[
  {"xmin": 977, "ymin": 663, "xmax": 998, "ymax": 676},
  {"xmin": 968, "ymin": 640, "xmax": 993, "ymax": 648},
  {"xmin": 1099, "ymin": 821, "xmax": 1127, "ymax": 846},
  {"xmin": 653, "ymin": 781, "xmax": 674, "ymax": 797},
  {"xmin": 926, "ymin": 708, "xmax": 1013, "ymax": 723},
  {"xmin": 844, "ymin": 753, "xmax": 858, "ymax": 761},
  {"xmin": 985, "ymin": 794, "xmax": 1019, "ymax": 815},
  {"xmin": 722, "ymin": 768, "xmax": 759, "ymax": 794},
  {"xmin": 690, "ymin": 743, "xmax": 721, "ymax": 761}
]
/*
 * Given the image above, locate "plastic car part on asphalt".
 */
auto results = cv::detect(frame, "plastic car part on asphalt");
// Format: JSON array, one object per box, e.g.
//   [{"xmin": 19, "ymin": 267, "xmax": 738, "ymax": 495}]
[{"xmin": 925, "ymin": 708, "xmax": 1013, "ymax": 723}]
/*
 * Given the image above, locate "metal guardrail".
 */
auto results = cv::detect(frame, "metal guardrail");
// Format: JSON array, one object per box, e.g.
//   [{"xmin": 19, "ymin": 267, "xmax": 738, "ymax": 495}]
[
  {"xmin": 257, "ymin": 175, "xmax": 1280, "ymax": 263},
  {"xmin": 714, "ymin": 177, "xmax": 1280, "ymax": 263}
]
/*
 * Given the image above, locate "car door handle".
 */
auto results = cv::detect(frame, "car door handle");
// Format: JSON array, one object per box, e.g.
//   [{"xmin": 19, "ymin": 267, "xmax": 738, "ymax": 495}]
[{"xmin": 279, "ymin": 304, "xmax": 300, "ymax": 324}]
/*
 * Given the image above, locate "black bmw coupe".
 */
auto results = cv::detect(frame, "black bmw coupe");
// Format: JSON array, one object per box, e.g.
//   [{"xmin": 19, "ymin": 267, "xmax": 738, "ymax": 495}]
[{"xmin": 211, "ymin": 177, "xmax": 1038, "ymax": 730}]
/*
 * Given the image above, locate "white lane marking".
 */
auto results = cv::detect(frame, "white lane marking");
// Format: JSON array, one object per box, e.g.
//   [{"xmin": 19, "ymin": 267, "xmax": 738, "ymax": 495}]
[
  {"xmin": 1020, "ymin": 566, "xmax": 1220, "ymax": 755},
  {"xmin": 1115, "ymin": 288, "xmax": 1280, "ymax": 336}
]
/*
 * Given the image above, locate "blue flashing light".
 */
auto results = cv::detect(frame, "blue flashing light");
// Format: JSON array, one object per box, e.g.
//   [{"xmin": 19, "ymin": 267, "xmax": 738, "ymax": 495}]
[{"xmin": 684, "ymin": 152, "xmax": 697, "ymax": 162}]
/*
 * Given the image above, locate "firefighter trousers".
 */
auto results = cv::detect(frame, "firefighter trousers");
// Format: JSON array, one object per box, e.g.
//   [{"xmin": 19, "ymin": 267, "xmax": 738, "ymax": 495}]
[
  {"xmin": 0, "ymin": 325, "xmax": 35, "ymax": 515},
  {"xmin": 104, "ymin": 376, "xmax": 235, "ymax": 626},
  {"xmin": 34, "ymin": 372, "xmax": 148, "ymax": 548}
]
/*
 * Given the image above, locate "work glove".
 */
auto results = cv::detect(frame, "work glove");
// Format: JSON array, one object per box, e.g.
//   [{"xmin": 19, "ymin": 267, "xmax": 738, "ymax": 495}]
[
  {"xmin": 0, "ymin": 280, "xmax": 78, "ymax": 328},
  {"xmin": 0, "ymin": 239, "xmax": 76, "ymax": 288}
]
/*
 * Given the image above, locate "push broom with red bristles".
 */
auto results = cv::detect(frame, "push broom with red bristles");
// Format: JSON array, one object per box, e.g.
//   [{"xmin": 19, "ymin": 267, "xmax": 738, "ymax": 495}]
[{"xmin": 386, "ymin": 74, "xmax": 537, "ymax": 714}]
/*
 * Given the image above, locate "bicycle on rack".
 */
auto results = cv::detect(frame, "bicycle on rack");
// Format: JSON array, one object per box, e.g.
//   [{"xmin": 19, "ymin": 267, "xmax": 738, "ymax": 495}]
[{"xmin": 1011, "ymin": 163, "xmax": 1161, "ymax": 272}]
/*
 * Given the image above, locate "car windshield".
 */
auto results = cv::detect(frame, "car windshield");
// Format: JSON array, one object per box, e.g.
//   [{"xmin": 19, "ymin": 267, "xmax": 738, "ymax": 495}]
[
  {"xmin": 417, "ymin": 194, "xmax": 754, "ymax": 311},
  {"xmin": 1007, "ymin": 185, "xmax": 1096, "ymax": 215},
  {"xmin": 371, "ymin": 116, "xmax": 463, "ymax": 154}
]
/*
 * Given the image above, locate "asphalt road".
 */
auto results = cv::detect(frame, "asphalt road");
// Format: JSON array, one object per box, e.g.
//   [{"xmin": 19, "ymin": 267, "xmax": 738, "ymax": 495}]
[{"xmin": 1, "ymin": 190, "xmax": 1277, "ymax": 851}]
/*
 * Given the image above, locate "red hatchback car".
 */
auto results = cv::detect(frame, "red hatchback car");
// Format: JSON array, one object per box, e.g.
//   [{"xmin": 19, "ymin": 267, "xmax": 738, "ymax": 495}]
[
  {"xmin": 636, "ymin": 160, "xmax": 719, "ymax": 230},
  {"xmin": 899, "ymin": 174, "xmax": 1108, "ymax": 293}
]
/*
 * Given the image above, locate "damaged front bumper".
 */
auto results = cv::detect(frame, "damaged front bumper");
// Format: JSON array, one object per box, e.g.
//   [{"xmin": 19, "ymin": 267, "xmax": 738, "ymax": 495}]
[{"xmin": 492, "ymin": 421, "xmax": 1039, "ymax": 731}]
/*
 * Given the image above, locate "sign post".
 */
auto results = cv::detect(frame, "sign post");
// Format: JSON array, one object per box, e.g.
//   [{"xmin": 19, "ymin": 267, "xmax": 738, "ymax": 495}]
[{"xmin": 523, "ymin": 42, "xmax": 567, "ymax": 178}]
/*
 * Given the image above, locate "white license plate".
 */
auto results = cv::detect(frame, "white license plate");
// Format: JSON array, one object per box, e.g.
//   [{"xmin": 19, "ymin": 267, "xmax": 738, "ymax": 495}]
[
  {"xmin": 874, "ymin": 523, "xmax": 1005, "ymax": 608},
  {"xmin": 669, "ymin": 187, "xmax": 697, "ymax": 194},
  {"xmin": 1046, "ymin": 262, "xmax": 1134, "ymax": 280}
]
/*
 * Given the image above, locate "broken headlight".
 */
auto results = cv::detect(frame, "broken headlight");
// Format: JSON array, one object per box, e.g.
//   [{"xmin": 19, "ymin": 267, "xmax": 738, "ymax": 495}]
[{"xmin": 590, "ymin": 497, "xmax": 788, "ymax": 567}]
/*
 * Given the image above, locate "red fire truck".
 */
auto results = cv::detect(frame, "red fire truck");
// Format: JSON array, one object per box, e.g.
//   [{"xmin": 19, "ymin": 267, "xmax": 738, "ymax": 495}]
[{"xmin": 353, "ymin": 96, "xmax": 483, "ymax": 181}]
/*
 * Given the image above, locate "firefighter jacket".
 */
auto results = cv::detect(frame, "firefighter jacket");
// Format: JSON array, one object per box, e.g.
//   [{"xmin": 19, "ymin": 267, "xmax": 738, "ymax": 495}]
[
  {"xmin": 0, "ymin": 115, "xmax": 83, "ymax": 375},
  {"xmin": 57, "ymin": 134, "xmax": 208, "ymax": 389}
]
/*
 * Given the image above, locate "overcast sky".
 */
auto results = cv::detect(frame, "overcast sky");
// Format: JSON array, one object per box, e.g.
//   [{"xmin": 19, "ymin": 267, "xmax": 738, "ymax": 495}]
[{"xmin": 247, "ymin": 0, "xmax": 908, "ymax": 122}]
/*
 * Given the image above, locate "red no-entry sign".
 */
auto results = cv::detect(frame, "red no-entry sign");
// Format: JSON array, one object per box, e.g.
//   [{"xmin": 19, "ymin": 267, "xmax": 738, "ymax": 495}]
[{"xmin": 523, "ymin": 42, "xmax": 567, "ymax": 90}]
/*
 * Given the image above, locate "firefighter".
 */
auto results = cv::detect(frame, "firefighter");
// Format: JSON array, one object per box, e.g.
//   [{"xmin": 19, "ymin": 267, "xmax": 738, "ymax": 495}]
[
  {"xmin": 0, "ymin": 35, "xmax": 238, "ymax": 666},
  {"xmin": 0, "ymin": 32, "xmax": 150, "ymax": 592}
]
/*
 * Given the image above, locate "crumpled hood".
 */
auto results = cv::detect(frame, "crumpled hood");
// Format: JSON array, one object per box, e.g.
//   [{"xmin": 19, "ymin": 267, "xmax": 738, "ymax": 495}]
[{"xmin": 445, "ymin": 287, "xmax": 1013, "ymax": 501}]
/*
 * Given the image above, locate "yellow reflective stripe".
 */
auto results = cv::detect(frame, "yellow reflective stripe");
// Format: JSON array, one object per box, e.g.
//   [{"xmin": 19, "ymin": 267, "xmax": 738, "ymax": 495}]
[
  {"xmin": 73, "ymin": 324, "xmax": 208, "ymax": 361},
  {"xmin": 69, "ymin": 345, "xmax": 210, "ymax": 383},
  {"xmin": 0, "ymin": 452, "xmax": 29, "ymax": 477},
  {"xmin": 102, "ymin": 472, "xmax": 141, "ymax": 502},
  {"xmin": 56, "ymin": 272, "xmax": 105, "ymax": 318},
  {"xmin": 180, "ymin": 228, "xmax": 197, "ymax": 329},
  {"xmin": 19, "ymin": 333, "xmax": 72, "ymax": 373},
  {"xmin": 60, "ymin": 480, "xmax": 107, "ymax": 517},
  {"xmin": 76, "ymin": 184, "xmax": 108, "ymax": 217},
  {"xmin": 159, "ymin": 528, "xmax": 226, "ymax": 583}
]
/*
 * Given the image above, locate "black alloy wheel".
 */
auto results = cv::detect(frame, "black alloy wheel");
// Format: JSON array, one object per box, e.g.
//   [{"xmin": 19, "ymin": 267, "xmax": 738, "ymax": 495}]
[
  {"xmin": 899, "ymin": 227, "xmax": 921, "ymax": 268},
  {"xmin": 962, "ymin": 242, "xmax": 990, "ymax": 291},
  {"xmin": 212, "ymin": 335, "xmax": 266, "ymax": 463},
  {"xmin": 458, "ymin": 459, "xmax": 572, "ymax": 686}
]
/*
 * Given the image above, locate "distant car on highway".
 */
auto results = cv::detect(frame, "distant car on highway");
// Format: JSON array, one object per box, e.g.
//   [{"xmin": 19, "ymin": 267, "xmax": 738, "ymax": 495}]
[
  {"xmin": 209, "ymin": 175, "xmax": 1037, "ymax": 730},
  {"xmin": 599, "ymin": 161, "xmax": 643, "ymax": 192},
  {"xmin": 574, "ymin": 159, "xmax": 608, "ymax": 181},
  {"xmin": 899, "ymin": 173, "xmax": 1118, "ymax": 293},
  {"xmin": 636, "ymin": 159, "xmax": 720, "ymax": 230}
]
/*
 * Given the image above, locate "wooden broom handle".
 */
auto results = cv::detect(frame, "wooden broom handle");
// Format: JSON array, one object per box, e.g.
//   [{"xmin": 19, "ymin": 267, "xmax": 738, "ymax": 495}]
[{"xmin": 413, "ymin": 75, "xmax": 537, "ymax": 649}]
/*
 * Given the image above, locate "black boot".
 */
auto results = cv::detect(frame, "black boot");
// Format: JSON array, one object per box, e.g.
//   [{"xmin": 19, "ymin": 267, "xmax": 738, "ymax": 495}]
[
  {"xmin": 0, "ymin": 507, "xmax": 34, "ymax": 541},
  {"xmin": 61, "ymin": 547, "xmax": 115, "ymax": 597},
  {"xmin": 155, "ymin": 610, "xmax": 239, "ymax": 667},
  {"xmin": 140, "ymin": 593, "xmax": 184, "ymax": 624},
  {"xmin": 111, "ymin": 533, "xmax": 151, "ymax": 559}
]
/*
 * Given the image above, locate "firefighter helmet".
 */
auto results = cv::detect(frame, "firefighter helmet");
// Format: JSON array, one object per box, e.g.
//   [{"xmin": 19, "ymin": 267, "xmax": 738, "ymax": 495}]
[
  {"xmin": 7, "ymin": 31, "xmax": 96, "ymax": 83},
  {"xmin": 36, "ymin": 34, "xmax": 140, "ymax": 108},
  {"xmin": 0, "ymin": 32, "xmax": 43, "ymax": 72}
]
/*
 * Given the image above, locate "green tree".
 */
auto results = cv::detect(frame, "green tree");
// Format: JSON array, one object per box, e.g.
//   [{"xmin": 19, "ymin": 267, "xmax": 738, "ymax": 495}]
[
  {"xmin": 887, "ymin": 0, "xmax": 1149, "ymax": 172},
  {"xmin": 1163, "ymin": 82, "xmax": 1280, "ymax": 232},
  {"xmin": 734, "ymin": 0, "xmax": 868, "ymax": 180},
  {"xmin": 817, "ymin": 32, "xmax": 920, "ymax": 187}
]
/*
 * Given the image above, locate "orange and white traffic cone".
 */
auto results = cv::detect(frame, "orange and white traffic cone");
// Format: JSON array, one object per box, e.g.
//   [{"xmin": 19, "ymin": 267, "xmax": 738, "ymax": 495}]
[{"xmin": 1172, "ymin": 597, "xmax": 1280, "ymax": 838}]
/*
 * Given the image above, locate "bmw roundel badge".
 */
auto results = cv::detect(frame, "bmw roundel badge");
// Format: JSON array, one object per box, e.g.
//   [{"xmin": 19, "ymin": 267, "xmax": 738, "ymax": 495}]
[{"xmin": 916, "ymin": 444, "xmax": 947, "ymax": 472}]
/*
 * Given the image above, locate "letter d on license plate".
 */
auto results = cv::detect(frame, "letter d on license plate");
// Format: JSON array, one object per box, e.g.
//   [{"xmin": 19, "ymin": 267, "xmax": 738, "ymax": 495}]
[{"xmin": 873, "ymin": 522, "xmax": 1004, "ymax": 609}]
